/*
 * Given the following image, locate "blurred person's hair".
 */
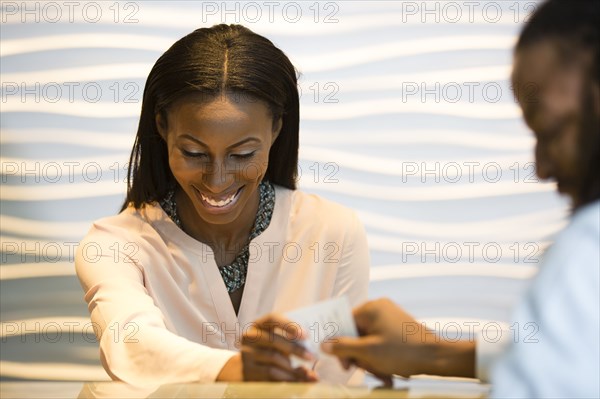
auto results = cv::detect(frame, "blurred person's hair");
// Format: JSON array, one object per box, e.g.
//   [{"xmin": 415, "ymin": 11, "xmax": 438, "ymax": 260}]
[{"xmin": 517, "ymin": 0, "xmax": 600, "ymax": 209}]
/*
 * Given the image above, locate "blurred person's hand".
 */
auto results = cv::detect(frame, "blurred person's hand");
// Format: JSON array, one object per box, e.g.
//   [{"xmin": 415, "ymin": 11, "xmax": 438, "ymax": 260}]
[{"xmin": 322, "ymin": 298, "xmax": 476, "ymax": 385}]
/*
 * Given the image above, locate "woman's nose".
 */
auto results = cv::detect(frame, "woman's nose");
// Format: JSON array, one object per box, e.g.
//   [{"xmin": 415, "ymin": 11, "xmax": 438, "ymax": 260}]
[{"xmin": 201, "ymin": 160, "xmax": 235, "ymax": 193}]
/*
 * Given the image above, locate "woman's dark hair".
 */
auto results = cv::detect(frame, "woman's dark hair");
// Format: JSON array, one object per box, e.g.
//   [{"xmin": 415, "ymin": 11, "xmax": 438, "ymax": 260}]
[
  {"xmin": 122, "ymin": 24, "xmax": 299, "ymax": 211},
  {"xmin": 516, "ymin": 0, "xmax": 600, "ymax": 209}
]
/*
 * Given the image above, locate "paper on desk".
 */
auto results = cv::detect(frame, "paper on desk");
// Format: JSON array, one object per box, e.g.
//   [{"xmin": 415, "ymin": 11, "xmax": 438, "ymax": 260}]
[
  {"xmin": 394, "ymin": 375, "xmax": 490, "ymax": 398},
  {"xmin": 284, "ymin": 296, "xmax": 358, "ymax": 370}
]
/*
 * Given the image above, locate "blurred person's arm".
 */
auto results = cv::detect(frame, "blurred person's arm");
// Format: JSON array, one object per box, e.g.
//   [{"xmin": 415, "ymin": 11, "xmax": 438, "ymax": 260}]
[{"xmin": 322, "ymin": 298, "xmax": 477, "ymax": 385}]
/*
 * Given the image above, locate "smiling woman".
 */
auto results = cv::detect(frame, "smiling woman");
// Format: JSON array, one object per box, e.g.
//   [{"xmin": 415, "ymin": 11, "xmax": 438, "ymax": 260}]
[
  {"xmin": 74, "ymin": 24, "xmax": 369, "ymax": 385},
  {"xmin": 157, "ymin": 98, "xmax": 279, "ymax": 241}
]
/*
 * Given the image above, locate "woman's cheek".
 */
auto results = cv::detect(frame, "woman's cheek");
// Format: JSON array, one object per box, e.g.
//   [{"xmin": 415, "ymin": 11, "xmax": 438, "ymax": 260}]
[
  {"xmin": 239, "ymin": 158, "xmax": 268, "ymax": 182},
  {"xmin": 170, "ymin": 156, "xmax": 199, "ymax": 182}
]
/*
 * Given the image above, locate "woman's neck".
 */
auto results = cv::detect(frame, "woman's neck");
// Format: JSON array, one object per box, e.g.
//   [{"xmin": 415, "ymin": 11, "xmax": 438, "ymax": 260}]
[{"xmin": 176, "ymin": 187, "xmax": 260, "ymax": 258}]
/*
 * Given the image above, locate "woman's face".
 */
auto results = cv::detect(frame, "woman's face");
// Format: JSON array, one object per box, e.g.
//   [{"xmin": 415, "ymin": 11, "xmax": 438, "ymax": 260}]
[
  {"xmin": 157, "ymin": 94, "xmax": 281, "ymax": 226},
  {"xmin": 512, "ymin": 41, "xmax": 585, "ymax": 205}
]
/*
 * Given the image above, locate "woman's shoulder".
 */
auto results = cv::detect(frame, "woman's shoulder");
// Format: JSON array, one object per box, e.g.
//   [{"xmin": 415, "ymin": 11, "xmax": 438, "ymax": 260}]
[
  {"xmin": 81, "ymin": 203, "xmax": 163, "ymax": 242},
  {"xmin": 274, "ymin": 185, "xmax": 359, "ymax": 224}
]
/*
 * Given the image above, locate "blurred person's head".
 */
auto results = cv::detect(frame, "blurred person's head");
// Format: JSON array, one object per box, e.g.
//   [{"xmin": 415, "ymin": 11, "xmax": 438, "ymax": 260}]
[
  {"xmin": 512, "ymin": 0, "xmax": 600, "ymax": 210},
  {"xmin": 122, "ymin": 24, "xmax": 299, "ymax": 213}
]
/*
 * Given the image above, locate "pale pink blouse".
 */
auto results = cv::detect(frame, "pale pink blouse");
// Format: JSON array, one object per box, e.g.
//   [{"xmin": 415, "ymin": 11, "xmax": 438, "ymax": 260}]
[{"xmin": 76, "ymin": 185, "xmax": 370, "ymax": 385}]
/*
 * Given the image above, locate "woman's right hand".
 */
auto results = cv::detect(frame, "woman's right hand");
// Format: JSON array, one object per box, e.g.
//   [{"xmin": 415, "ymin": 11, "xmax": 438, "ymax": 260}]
[{"xmin": 240, "ymin": 314, "xmax": 318, "ymax": 382}]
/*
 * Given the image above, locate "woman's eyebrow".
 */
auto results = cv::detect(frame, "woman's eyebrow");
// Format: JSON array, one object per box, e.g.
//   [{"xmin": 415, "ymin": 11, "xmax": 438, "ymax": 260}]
[
  {"xmin": 179, "ymin": 134, "xmax": 262, "ymax": 148},
  {"xmin": 227, "ymin": 137, "xmax": 262, "ymax": 149}
]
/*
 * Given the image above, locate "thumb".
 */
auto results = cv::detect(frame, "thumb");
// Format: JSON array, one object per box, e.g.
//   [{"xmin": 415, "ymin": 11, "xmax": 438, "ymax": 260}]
[{"xmin": 321, "ymin": 335, "xmax": 377, "ymax": 360}]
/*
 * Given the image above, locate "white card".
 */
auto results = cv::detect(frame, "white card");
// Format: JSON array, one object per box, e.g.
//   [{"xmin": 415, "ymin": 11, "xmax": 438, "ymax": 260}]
[{"xmin": 284, "ymin": 296, "xmax": 358, "ymax": 369}]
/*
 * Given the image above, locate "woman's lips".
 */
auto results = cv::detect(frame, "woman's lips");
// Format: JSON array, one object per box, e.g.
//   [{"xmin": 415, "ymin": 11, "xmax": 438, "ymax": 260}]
[
  {"xmin": 194, "ymin": 186, "xmax": 244, "ymax": 211},
  {"xmin": 201, "ymin": 191, "xmax": 236, "ymax": 207}
]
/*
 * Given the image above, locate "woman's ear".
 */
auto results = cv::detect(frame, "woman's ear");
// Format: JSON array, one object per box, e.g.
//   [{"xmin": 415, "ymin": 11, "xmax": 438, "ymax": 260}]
[
  {"xmin": 271, "ymin": 117, "xmax": 283, "ymax": 144},
  {"xmin": 156, "ymin": 112, "xmax": 168, "ymax": 141}
]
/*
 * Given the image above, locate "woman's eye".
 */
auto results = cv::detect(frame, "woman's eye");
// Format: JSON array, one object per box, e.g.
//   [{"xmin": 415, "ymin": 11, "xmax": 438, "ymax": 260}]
[
  {"xmin": 182, "ymin": 150, "xmax": 206, "ymax": 158},
  {"xmin": 231, "ymin": 152, "xmax": 255, "ymax": 160}
]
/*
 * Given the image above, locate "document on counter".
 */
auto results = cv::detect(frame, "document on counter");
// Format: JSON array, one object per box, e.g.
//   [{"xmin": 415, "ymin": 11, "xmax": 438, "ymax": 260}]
[{"xmin": 285, "ymin": 296, "xmax": 358, "ymax": 369}]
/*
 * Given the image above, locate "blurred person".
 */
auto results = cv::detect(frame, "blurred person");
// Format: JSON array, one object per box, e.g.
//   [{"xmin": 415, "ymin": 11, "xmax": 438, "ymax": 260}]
[
  {"xmin": 249, "ymin": 1, "xmax": 600, "ymax": 397},
  {"xmin": 323, "ymin": 0, "xmax": 600, "ymax": 397}
]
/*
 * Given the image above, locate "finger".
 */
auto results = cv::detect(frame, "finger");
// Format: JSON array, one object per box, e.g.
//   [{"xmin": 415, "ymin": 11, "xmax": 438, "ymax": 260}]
[
  {"xmin": 304, "ymin": 368, "xmax": 319, "ymax": 382},
  {"xmin": 351, "ymin": 300, "xmax": 384, "ymax": 333},
  {"xmin": 252, "ymin": 314, "xmax": 308, "ymax": 340},
  {"xmin": 244, "ymin": 362, "xmax": 299, "ymax": 382},
  {"xmin": 321, "ymin": 335, "xmax": 379, "ymax": 360},
  {"xmin": 374, "ymin": 373, "xmax": 393, "ymax": 388},
  {"xmin": 353, "ymin": 298, "xmax": 399, "ymax": 334},
  {"xmin": 292, "ymin": 366, "xmax": 319, "ymax": 382},
  {"xmin": 242, "ymin": 327, "xmax": 309, "ymax": 358},
  {"xmin": 241, "ymin": 346, "xmax": 294, "ymax": 373},
  {"xmin": 339, "ymin": 357, "xmax": 355, "ymax": 370},
  {"xmin": 243, "ymin": 327, "xmax": 312, "ymax": 360},
  {"xmin": 244, "ymin": 316, "xmax": 307, "ymax": 346},
  {"xmin": 268, "ymin": 365, "xmax": 307, "ymax": 382},
  {"xmin": 247, "ymin": 363, "xmax": 313, "ymax": 382}
]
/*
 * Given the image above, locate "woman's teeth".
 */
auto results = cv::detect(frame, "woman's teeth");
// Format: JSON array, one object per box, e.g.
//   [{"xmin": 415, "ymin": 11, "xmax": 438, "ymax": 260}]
[{"xmin": 201, "ymin": 191, "xmax": 237, "ymax": 207}]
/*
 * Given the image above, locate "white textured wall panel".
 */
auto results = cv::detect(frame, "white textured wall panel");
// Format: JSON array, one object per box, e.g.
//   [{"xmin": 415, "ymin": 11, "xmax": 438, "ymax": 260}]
[{"xmin": 1, "ymin": 0, "xmax": 566, "ymax": 380}]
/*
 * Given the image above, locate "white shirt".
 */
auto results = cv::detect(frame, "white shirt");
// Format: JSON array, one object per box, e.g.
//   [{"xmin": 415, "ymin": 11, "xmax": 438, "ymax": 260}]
[
  {"xmin": 75, "ymin": 186, "xmax": 370, "ymax": 386},
  {"xmin": 489, "ymin": 200, "xmax": 600, "ymax": 398}
]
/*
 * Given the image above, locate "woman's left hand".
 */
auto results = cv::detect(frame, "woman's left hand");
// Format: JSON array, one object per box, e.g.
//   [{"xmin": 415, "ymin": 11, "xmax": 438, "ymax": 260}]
[{"xmin": 241, "ymin": 314, "xmax": 318, "ymax": 382}]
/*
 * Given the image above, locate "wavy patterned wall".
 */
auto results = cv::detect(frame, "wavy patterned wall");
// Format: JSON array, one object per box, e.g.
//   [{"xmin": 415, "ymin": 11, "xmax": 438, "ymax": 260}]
[{"xmin": 1, "ymin": 0, "xmax": 566, "ymax": 380}]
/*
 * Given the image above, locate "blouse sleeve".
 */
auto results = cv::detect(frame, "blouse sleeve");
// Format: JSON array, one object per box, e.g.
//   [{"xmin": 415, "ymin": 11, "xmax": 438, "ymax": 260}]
[
  {"xmin": 332, "ymin": 210, "xmax": 371, "ymax": 307},
  {"xmin": 75, "ymin": 221, "xmax": 237, "ymax": 386},
  {"xmin": 316, "ymin": 210, "xmax": 370, "ymax": 384}
]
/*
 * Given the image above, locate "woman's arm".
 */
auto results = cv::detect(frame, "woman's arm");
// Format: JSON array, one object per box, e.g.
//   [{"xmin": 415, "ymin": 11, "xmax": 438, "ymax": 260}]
[
  {"xmin": 75, "ymin": 225, "xmax": 238, "ymax": 385},
  {"xmin": 331, "ymin": 211, "xmax": 371, "ymax": 307}
]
